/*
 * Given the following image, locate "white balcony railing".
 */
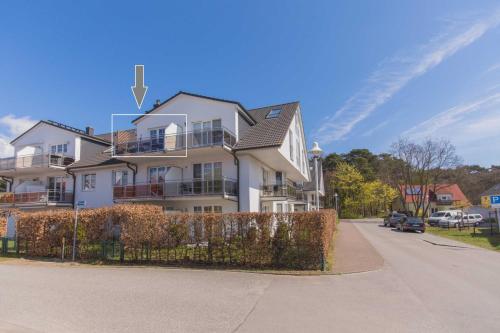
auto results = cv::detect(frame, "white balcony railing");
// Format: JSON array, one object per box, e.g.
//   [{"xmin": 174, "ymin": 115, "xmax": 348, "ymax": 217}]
[
  {"xmin": 113, "ymin": 127, "xmax": 237, "ymax": 156},
  {"xmin": 0, "ymin": 154, "xmax": 74, "ymax": 171},
  {"xmin": 113, "ymin": 178, "xmax": 238, "ymax": 200}
]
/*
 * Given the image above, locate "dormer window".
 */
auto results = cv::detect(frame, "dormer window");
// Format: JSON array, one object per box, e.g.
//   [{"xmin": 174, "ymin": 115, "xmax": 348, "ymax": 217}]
[{"xmin": 266, "ymin": 108, "xmax": 282, "ymax": 119}]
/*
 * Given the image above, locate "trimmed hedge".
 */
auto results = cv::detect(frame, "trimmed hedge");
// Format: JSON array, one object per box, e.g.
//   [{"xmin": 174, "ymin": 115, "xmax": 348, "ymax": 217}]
[{"xmin": 13, "ymin": 205, "xmax": 336, "ymax": 270}]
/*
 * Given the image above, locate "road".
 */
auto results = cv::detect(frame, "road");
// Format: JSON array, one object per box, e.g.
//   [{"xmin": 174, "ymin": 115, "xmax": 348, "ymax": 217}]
[{"xmin": 1, "ymin": 220, "xmax": 500, "ymax": 332}]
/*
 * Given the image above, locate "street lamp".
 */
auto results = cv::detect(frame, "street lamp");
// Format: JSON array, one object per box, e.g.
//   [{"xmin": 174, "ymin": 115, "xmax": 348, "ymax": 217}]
[
  {"xmin": 334, "ymin": 192, "xmax": 339, "ymax": 212},
  {"xmin": 309, "ymin": 142, "xmax": 323, "ymax": 211}
]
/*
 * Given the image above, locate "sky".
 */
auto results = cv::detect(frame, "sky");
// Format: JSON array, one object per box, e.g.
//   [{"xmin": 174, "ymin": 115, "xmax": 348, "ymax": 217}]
[{"xmin": 0, "ymin": 0, "xmax": 499, "ymax": 166}]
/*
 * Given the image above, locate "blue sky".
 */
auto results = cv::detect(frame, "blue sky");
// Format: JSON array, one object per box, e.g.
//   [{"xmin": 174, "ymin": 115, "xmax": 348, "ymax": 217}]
[{"xmin": 0, "ymin": 0, "xmax": 499, "ymax": 166}]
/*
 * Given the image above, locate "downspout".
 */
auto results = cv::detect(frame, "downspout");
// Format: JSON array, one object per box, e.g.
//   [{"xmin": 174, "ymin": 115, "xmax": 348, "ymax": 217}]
[
  {"xmin": 233, "ymin": 152, "xmax": 240, "ymax": 212},
  {"xmin": 66, "ymin": 169, "xmax": 77, "ymax": 209},
  {"xmin": 125, "ymin": 162, "xmax": 137, "ymax": 184}
]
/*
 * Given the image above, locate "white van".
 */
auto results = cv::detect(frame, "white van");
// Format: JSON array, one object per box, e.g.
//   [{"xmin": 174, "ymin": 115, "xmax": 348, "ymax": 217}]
[{"xmin": 428, "ymin": 210, "xmax": 462, "ymax": 226}]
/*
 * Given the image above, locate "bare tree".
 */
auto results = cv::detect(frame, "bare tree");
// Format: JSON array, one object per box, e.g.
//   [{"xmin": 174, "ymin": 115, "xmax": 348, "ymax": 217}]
[{"xmin": 390, "ymin": 138, "xmax": 461, "ymax": 220}]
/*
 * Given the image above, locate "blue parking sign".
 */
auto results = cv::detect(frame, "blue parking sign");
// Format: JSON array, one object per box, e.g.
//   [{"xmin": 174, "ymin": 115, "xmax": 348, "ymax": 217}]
[{"xmin": 490, "ymin": 195, "xmax": 500, "ymax": 207}]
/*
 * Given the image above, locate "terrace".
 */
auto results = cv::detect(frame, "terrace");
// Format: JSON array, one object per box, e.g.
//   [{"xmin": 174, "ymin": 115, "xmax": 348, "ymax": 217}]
[
  {"xmin": 0, "ymin": 190, "xmax": 73, "ymax": 207},
  {"xmin": 113, "ymin": 127, "xmax": 237, "ymax": 156},
  {"xmin": 0, "ymin": 154, "xmax": 74, "ymax": 172},
  {"xmin": 113, "ymin": 178, "xmax": 238, "ymax": 200}
]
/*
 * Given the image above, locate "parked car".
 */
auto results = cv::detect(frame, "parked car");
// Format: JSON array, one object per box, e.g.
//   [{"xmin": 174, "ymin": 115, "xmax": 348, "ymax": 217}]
[
  {"xmin": 438, "ymin": 216, "xmax": 462, "ymax": 228},
  {"xmin": 463, "ymin": 214, "xmax": 483, "ymax": 226},
  {"xmin": 428, "ymin": 210, "xmax": 462, "ymax": 226},
  {"xmin": 396, "ymin": 217, "xmax": 425, "ymax": 233},
  {"xmin": 384, "ymin": 213, "xmax": 407, "ymax": 227}
]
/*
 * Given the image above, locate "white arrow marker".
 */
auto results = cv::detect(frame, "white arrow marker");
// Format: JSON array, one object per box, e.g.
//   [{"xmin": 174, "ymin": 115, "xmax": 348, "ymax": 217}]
[{"xmin": 131, "ymin": 65, "xmax": 148, "ymax": 109}]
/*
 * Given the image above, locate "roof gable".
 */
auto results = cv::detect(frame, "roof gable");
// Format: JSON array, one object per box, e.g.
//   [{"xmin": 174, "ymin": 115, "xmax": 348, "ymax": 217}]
[
  {"xmin": 132, "ymin": 91, "xmax": 256, "ymax": 125},
  {"xmin": 10, "ymin": 120, "xmax": 110, "ymax": 146}
]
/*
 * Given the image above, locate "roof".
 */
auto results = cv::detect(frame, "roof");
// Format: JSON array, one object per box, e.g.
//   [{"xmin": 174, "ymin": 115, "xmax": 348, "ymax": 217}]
[
  {"xmin": 10, "ymin": 120, "xmax": 110, "ymax": 146},
  {"xmin": 131, "ymin": 91, "xmax": 256, "ymax": 125},
  {"xmin": 95, "ymin": 129, "xmax": 137, "ymax": 144},
  {"xmin": 67, "ymin": 150, "xmax": 127, "ymax": 170},
  {"xmin": 481, "ymin": 183, "xmax": 500, "ymax": 196},
  {"xmin": 234, "ymin": 101, "xmax": 299, "ymax": 151},
  {"xmin": 400, "ymin": 184, "xmax": 469, "ymax": 204}
]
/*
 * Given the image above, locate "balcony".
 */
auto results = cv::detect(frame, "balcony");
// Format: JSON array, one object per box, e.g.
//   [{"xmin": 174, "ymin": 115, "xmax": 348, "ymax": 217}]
[
  {"xmin": 0, "ymin": 190, "xmax": 73, "ymax": 207},
  {"xmin": 261, "ymin": 184, "xmax": 304, "ymax": 201},
  {"xmin": 0, "ymin": 154, "xmax": 74, "ymax": 172},
  {"xmin": 114, "ymin": 127, "xmax": 237, "ymax": 156},
  {"xmin": 113, "ymin": 178, "xmax": 238, "ymax": 200}
]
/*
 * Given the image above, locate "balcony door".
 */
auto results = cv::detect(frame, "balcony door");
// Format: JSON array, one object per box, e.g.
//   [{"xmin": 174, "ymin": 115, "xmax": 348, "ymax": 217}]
[
  {"xmin": 193, "ymin": 162, "xmax": 222, "ymax": 194},
  {"xmin": 150, "ymin": 128, "xmax": 165, "ymax": 151},
  {"xmin": 148, "ymin": 166, "xmax": 168, "ymax": 197},
  {"xmin": 192, "ymin": 119, "xmax": 222, "ymax": 147},
  {"xmin": 48, "ymin": 176, "xmax": 66, "ymax": 202}
]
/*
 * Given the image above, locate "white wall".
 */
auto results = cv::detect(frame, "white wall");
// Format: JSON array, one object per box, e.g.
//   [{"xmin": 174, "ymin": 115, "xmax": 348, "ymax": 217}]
[
  {"xmin": 74, "ymin": 167, "xmax": 114, "ymax": 208},
  {"xmin": 13, "ymin": 123, "xmax": 79, "ymax": 159},
  {"xmin": 238, "ymin": 154, "xmax": 262, "ymax": 212},
  {"xmin": 134, "ymin": 94, "xmax": 240, "ymax": 139},
  {"xmin": 278, "ymin": 109, "xmax": 309, "ymax": 180}
]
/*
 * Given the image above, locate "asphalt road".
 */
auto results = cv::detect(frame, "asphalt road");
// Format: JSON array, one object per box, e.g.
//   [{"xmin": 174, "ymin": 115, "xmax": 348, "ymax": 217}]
[{"xmin": 1, "ymin": 220, "xmax": 500, "ymax": 333}]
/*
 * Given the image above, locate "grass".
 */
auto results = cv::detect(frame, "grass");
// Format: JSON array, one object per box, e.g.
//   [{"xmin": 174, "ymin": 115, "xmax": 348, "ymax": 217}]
[{"xmin": 427, "ymin": 226, "xmax": 500, "ymax": 252}]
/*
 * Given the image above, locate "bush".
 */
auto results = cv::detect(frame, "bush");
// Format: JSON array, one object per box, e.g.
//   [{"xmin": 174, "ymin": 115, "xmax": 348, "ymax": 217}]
[{"xmin": 13, "ymin": 205, "xmax": 336, "ymax": 270}]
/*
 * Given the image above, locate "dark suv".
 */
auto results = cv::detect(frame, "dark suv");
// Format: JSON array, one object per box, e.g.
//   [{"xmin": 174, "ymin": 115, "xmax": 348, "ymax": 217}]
[{"xmin": 384, "ymin": 213, "xmax": 407, "ymax": 227}]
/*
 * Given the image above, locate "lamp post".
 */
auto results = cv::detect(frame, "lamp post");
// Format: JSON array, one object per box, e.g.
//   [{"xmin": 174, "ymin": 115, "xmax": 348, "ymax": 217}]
[
  {"xmin": 334, "ymin": 192, "xmax": 339, "ymax": 212},
  {"xmin": 309, "ymin": 142, "xmax": 323, "ymax": 211}
]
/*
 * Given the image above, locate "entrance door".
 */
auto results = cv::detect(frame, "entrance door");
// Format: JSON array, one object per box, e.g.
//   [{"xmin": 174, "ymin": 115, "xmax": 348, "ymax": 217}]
[{"xmin": 48, "ymin": 176, "xmax": 66, "ymax": 202}]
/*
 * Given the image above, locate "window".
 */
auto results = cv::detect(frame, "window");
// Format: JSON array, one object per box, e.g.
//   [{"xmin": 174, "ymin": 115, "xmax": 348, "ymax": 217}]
[
  {"xmin": 194, "ymin": 206, "xmax": 202, "ymax": 213},
  {"xmin": 266, "ymin": 108, "xmax": 282, "ymax": 119},
  {"xmin": 50, "ymin": 144, "xmax": 68, "ymax": 154},
  {"xmin": 112, "ymin": 170, "xmax": 128, "ymax": 186},
  {"xmin": 149, "ymin": 128, "xmax": 165, "ymax": 151},
  {"xmin": 213, "ymin": 206, "xmax": 222, "ymax": 213},
  {"xmin": 262, "ymin": 168, "xmax": 269, "ymax": 185},
  {"xmin": 275, "ymin": 171, "xmax": 283, "ymax": 185},
  {"xmin": 82, "ymin": 174, "xmax": 96, "ymax": 191},
  {"xmin": 289, "ymin": 130, "xmax": 294, "ymax": 161},
  {"xmin": 149, "ymin": 167, "xmax": 168, "ymax": 183},
  {"xmin": 276, "ymin": 203, "xmax": 283, "ymax": 213}
]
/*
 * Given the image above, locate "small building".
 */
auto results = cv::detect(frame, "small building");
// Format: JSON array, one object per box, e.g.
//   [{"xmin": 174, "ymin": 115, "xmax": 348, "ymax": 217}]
[{"xmin": 394, "ymin": 184, "xmax": 470, "ymax": 216}]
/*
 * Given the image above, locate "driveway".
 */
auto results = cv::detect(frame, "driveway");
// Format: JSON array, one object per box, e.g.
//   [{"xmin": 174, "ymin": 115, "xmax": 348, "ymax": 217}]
[{"xmin": 1, "ymin": 220, "xmax": 500, "ymax": 332}]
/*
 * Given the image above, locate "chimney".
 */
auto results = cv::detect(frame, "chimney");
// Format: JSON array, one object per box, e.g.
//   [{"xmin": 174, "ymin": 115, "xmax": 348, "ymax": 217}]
[
  {"xmin": 154, "ymin": 99, "xmax": 161, "ymax": 107},
  {"xmin": 85, "ymin": 126, "xmax": 94, "ymax": 136}
]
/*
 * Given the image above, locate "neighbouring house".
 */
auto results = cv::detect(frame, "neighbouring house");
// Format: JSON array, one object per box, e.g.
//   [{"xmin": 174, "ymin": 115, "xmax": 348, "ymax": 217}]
[
  {"xmin": 480, "ymin": 183, "xmax": 500, "ymax": 209},
  {"xmin": 0, "ymin": 91, "xmax": 324, "ymax": 213},
  {"xmin": 393, "ymin": 184, "xmax": 470, "ymax": 216}
]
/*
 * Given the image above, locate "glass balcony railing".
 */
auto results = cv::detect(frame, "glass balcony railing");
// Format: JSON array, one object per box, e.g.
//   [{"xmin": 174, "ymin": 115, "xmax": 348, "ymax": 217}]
[
  {"xmin": 113, "ymin": 177, "xmax": 238, "ymax": 200},
  {"xmin": 0, "ymin": 190, "xmax": 73, "ymax": 206},
  {"xmin": 260, "ymin": 184, "xmax": 304, "ymax": 200},
  {"xmin": 0, "ymin": 154, "xmax": 74, "ymax": 171},
  {"xmin": 114, "ymin": 127, "xmax": 237, "ymax": 156}
]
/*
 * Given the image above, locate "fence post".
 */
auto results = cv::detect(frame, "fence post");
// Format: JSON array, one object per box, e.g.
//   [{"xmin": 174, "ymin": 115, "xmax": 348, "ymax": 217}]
[
  {"xmin": 119, "ymin": 241, "xmax": 125, "ymax": 263},
  {"xmin": 1, "ymin": 237, "xmax": 7, "ymax": 255}
]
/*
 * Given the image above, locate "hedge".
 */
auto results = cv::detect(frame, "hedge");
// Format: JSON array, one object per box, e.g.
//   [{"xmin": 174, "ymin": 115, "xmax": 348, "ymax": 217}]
[{"xmin": 11, "ymin": 205, "xmax": 336, "ymax": 270}]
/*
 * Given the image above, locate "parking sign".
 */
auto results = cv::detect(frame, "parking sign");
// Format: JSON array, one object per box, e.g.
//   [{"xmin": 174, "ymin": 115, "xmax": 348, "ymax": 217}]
[{"xmin": 490, "ymin": 195, "xmax": 500, "ymax": 208}]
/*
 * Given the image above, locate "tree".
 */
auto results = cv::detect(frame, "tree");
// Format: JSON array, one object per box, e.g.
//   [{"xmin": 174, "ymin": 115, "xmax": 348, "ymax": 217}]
[
  {"xmin": 390, "ymin": 138, "xmax": 460, "ymax": 220},
  {"xmin": 331, "ymin": 162, "xmax": 364, "ymax": 217}
]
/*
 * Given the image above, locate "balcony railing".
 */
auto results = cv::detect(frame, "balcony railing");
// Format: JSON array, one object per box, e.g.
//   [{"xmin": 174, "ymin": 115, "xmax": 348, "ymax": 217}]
[
  {"xmin": 0, "ymin": 154, "xmax": 74, "ymax": 171},
  {"xmin": 114, "ymin": 127, "xmax": 237, "ymax": 156},
  {"xmin": 113, "ymin": 178, "xmax": 238, "ymax": 200},
  {"xmin": 0, "ymin": 190, "xmax": 73, "ymax": 206},
  {"xmin": 261, "ymin": 184, "xmax": 303, "ymax": 200}
]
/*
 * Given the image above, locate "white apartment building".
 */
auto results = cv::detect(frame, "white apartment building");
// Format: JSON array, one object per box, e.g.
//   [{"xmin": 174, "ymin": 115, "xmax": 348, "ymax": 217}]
[{"xmin": 0, "ymin": 92, "xmax": 324, "ymax": 213}]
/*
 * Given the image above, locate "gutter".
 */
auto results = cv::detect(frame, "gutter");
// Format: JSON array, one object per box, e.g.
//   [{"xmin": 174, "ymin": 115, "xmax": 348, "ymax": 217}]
[
  {"xmin": 126, "ymin": 162, "xmax": 138, "ymax": 184},
  {"xmin": 66, "ymin": 169, "xmax": 77, "ymax": 209},
  {"xmin": 233, "ymin": 152, "xmax": 240, "ymax": 212}
]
